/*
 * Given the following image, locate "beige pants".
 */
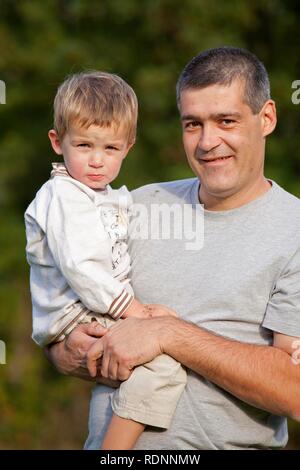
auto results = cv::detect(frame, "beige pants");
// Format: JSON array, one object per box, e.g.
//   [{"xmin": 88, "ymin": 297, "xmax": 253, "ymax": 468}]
[{"xmin": 82, "ymin": 311, "xmax": 187, "ymax": 429}]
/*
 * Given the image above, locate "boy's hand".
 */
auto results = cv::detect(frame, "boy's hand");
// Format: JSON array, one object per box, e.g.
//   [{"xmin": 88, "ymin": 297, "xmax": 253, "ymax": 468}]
[
  {"xmin": 123, "ymin": 298, "xmax": 178, "ymax": 319},
  {"xmin": 122, "ymin": 298, "xmax": 145, "ymax": 318},
  {"xmin": 143, "ymin": 304, "xmax": 178, "ymax": 318}
]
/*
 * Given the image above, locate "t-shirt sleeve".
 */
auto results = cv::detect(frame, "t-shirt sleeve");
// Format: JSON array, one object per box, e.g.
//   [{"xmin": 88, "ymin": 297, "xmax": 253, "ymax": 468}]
[
  {"xmin": 46, "ymin": 179, "xmax": 133, "ymax": 318},
  {"xmin": 263, "ymin": 247, "xmax": 300, "ymax": 337}
]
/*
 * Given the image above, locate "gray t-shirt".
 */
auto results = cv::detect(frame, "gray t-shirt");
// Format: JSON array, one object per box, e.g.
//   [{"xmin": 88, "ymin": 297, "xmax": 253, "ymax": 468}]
[{"xmin": 85, "ymin": 178, "xmax": 300, "ymax": 450}]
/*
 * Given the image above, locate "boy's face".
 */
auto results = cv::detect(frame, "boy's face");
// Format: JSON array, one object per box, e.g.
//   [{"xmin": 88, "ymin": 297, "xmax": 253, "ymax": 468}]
[{"xmin": 49, "ymin": 124, "xmax": 133, "ymax": 189}]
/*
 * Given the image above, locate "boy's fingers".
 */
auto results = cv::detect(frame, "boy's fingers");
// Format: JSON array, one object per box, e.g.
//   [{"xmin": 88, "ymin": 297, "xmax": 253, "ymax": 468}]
[{"xmin": 147, "ymin": 304, "xmax": 178, "ymax": 318}]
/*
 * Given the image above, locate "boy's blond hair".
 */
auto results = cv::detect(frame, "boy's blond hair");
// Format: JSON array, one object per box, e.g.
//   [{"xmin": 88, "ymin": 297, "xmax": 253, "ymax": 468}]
[{"xmin": 53, "ymin": 71, "xmax": 138, "ymax": 143}]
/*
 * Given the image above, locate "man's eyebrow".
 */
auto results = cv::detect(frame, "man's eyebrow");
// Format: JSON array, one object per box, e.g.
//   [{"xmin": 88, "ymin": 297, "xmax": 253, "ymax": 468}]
[
  {"xmin": 181, "ymin": 112, "xmax": 242, "ymax": 121},
  {"xmin": 211, "ymin": 112, "xmax": 242, "ymax": 120},
  {"xmin": 181, "ymin": 114, "xmax": 199, "ymax": 122}
]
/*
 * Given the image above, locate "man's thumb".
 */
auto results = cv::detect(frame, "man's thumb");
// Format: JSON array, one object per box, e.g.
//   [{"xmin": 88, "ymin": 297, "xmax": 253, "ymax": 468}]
[{"xmin": 84, "ymin": 321, "xmax": 108, "ymax": 337}]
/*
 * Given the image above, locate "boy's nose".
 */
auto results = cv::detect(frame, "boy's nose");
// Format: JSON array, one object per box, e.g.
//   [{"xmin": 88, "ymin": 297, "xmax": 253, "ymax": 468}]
[{"xmin": 89, "ymin": 152, "xmax": 104, "ymax": 167}]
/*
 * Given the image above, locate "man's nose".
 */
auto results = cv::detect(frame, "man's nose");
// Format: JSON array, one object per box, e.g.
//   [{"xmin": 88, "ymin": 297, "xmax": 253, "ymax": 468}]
[
  {"xmin": 89, "ymin": 152, "xmax": 104, "ymax": 167},
  {"xmin": 198, "ymin": 124, "xmax": 221, "ymax": 152}
]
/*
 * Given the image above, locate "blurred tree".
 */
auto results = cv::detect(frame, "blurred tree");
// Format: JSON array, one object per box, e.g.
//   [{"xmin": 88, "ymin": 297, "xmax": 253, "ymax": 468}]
[{"xmin": 0, "ymin": 0, "xmax": 299, "ymax": 449}]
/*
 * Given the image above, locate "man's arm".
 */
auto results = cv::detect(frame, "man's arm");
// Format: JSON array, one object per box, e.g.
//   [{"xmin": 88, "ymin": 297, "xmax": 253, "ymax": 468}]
[{"xmin": 87, "ymin": 316, "xmax": 300, "ymax": 420}]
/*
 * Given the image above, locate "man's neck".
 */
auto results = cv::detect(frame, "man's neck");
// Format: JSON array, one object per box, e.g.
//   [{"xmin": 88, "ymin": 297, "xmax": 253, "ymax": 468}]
[{"xmin": 199, "ymin": 178, "xmax": 272, "ymax": 211}]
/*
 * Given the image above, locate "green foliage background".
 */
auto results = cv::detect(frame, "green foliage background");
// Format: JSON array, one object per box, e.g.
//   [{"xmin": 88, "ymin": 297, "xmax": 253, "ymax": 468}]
[{"xmin": 0, "ymin": 0, "xmax": 300, "ymax": 449}]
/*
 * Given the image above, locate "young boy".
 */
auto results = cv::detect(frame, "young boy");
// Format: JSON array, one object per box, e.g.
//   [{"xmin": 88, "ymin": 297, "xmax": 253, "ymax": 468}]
[{"xmin": 25, "ymin": 71, "xmax": 186, "ymax": 449}]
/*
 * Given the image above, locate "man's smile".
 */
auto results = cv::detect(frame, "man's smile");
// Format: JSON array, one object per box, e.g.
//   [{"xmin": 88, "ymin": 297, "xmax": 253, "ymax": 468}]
[{"xmin": 199, "ymin": 155, "xmax": 234, "ymax": 165}]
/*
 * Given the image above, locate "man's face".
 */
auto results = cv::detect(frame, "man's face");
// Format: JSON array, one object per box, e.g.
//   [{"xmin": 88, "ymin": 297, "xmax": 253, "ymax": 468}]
[{"xmin": 179, "ymin": 80, "xmax": 276, "ymax": 206}]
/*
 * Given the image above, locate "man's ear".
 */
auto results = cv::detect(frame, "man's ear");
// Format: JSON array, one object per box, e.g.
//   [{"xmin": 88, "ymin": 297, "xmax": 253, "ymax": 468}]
[
  {"xmin": 48, "ymin": 129, "xmax": 63, "ymax": 155},
  {"xmin": 260, "ymin": 100, "xmax": 277, "ymax": 138}
]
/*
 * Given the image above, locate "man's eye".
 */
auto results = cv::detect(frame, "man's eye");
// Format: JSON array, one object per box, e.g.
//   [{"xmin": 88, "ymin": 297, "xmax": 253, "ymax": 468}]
[
  {"xmin": 185, "ymin": 121, "xmax": 200, "ymax": 129},
  {"xmin": 221, "ymin": 119, "xmax": 234, "ymax": 126}
]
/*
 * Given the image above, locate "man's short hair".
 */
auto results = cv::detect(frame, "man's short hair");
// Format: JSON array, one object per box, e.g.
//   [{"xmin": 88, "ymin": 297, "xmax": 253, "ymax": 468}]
[
  {"xmin": 176, "ymin": 46, "xmax": 270, "ymax": 114},
  {"xmin": 53, "ymin": 71, "xmax": 138, "ymax": 143}
]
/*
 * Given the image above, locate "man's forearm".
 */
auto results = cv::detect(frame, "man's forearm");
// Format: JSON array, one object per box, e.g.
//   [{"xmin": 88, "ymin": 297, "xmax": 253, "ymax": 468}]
[{"xmin": 161, "ymin": 317, "xmax": 300, "ymax": 420}]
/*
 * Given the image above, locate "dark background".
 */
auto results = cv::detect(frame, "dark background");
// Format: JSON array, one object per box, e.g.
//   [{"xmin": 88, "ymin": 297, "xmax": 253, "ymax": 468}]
[{"xmin": 0, "ymin": 0, "xmax": 300, "ymax": 449}]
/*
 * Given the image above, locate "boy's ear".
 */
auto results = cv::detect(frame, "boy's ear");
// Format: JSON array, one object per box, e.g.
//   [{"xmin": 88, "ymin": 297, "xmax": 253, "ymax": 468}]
[
  {"xmin": 123, "ymin": 141, "xmax": 134, "ymax": 159},
  {"xmin": 48, "ymin": 129, "xmax": 63, "ymax": 155}
]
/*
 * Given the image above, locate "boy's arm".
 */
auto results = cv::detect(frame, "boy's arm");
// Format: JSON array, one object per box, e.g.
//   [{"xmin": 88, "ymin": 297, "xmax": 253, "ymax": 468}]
[{"xmin": 47, "ymin": 180, "xmax": 135, "ymax": 320}]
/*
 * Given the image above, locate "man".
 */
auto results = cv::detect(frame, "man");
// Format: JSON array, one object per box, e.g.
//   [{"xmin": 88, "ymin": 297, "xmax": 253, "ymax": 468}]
[{"xmin": 48, "ymin": 47, "xmax": 300, "ymax": 449}]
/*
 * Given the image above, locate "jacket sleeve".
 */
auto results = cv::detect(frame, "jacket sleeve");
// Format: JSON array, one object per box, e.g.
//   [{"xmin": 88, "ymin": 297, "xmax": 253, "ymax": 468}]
[{"xmin": 46, "ymin": 180, "xmax": 133, "ymax": 319}]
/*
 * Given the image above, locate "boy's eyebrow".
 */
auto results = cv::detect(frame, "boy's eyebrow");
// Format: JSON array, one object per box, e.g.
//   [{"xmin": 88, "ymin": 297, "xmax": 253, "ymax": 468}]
[
  {"xmin": 70, "ymin": 137, "xmax": 93, "ymax": 143},
  {"xmin": 71, "ymin": 136, "xmax": 125, "ymax": 145},
  {"xmin": 181, "ymin": 112, "xmax": 242, "ymax": 121}
]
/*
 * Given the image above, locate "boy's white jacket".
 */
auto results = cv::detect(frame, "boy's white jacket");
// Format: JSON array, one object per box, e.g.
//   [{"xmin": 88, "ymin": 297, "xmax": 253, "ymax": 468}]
[{"xmin": 25, "ymin": 168, "xmax": 133, "ymax": 347}]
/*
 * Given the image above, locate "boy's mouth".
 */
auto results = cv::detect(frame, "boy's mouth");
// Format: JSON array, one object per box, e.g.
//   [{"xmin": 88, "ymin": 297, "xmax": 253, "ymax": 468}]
[{"xmin": 87, "ymin": 174, "xmax": 105, "ymax": 181}]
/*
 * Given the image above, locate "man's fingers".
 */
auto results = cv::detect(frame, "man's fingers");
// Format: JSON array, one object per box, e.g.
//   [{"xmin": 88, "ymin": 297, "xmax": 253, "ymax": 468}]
[
  {"xmin": 167, "ymin": 309, "xmax": 178, "ymax": 317},
  {"xmin": 95, "ymin": 373, "xmax": 121, "ymax": 388},
  {"xmin": 84, "ymin": 321, "xmax": 108, "ymax": 338},
  {"xmin": 116, "ymin": 365, "xmax": 132, "ymax": 381},
  {"xmin": 86, "ymin": 340, "xmax": 104, "ymax": 377},
  {"xmin": 100, "ymin": 349, "xmax": 110, "ymax": 378},
  {"xmin": 107, "ymin": 357, "xmax": 119, "ymax": 381}
]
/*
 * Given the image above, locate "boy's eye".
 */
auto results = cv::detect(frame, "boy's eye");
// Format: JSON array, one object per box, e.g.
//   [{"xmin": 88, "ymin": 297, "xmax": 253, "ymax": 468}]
[
  {"xmin": 106, "ymin": 146, "xmax": 119, "ymax": 150},
  {"xmin": 77, "ymin": 143, "xmax": 90, "ymax": 147}
]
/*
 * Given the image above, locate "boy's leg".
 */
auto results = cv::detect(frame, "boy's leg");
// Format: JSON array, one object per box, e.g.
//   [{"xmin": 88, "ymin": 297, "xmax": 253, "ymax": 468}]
[
  {"xmin": 111, "ymin": 354, "xmax": 187, "ymax": 430},
  {"xmin": 82, "ymin": 314, "xmax": 145, "ymax": 450},
  {"xmin": 84, "ymin": 316, "xmax": 186, "ymax": 450},
  {"xmin": 101, "ymin": 416, "xmax": 145, "ymax": 450}
]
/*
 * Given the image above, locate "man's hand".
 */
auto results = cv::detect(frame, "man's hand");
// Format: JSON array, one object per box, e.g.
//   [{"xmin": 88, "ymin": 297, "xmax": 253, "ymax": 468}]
[
  {"xmin": 86, "ymin": 306, "xmax": 177, "ymax": 378},
  {"xmin": 86, "ymin": 316, "xmax": 171, "ymax": 381},
  {"xmin": 45, "ymin": 323, "xmax": 120, "ymax": 388}
]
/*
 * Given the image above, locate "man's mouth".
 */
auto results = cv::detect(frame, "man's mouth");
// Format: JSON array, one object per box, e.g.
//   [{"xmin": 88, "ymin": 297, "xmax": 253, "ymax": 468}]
[{"xmin": 200, "ymin": 155, "xmax": 233, "ymax": 163}]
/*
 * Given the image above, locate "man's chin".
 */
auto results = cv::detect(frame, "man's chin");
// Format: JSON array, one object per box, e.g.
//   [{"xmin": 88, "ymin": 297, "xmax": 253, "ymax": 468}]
[
  {"xmin": 199, "ymin": 179, "xmax": 242, "ymax": 207},
  {"xmin": 201, "ymin": 180, "xmax": 239, "ymax": 198}
]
